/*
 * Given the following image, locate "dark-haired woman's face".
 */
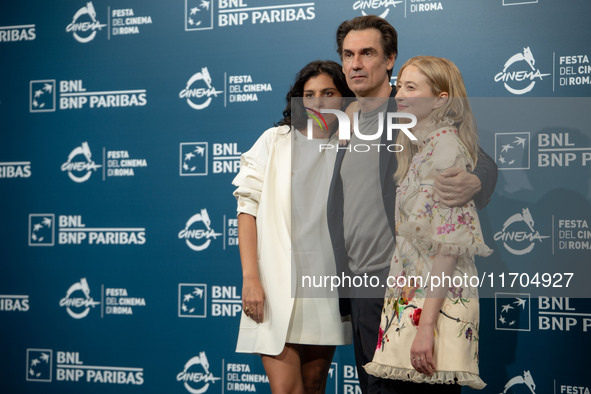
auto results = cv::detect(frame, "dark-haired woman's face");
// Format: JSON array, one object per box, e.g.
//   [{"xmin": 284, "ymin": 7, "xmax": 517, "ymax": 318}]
[{"xmin": 302, "ymin": 73, "xmax": 344, "ymax": 135}]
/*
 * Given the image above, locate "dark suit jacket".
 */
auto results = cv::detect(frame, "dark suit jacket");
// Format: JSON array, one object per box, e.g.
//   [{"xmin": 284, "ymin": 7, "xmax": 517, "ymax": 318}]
[{"xmin": 326, "ymin": 87, "xmax": 498, "ymax": 315}]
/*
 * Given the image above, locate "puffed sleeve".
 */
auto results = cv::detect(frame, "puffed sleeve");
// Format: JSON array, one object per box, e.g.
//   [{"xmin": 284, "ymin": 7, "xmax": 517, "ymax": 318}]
[
  {"xmin": 397, "ymin": 133, "xmax": 493, "ymax": 260},
  {"xmin": 231, "ymin": 128, "xmax": 274, "ymax": 217}
]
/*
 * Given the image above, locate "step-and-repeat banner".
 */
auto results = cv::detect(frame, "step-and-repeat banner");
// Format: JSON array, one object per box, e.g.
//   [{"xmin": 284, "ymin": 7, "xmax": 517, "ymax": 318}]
[{"xmin": 1, "ymin": 1, "xmax": 590, "ymax": 393}]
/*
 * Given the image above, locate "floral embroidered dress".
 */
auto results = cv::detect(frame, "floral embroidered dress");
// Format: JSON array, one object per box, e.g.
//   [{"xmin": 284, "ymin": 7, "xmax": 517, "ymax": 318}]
[{"xmin": 364, "ymin": 127, "xmax": 492, "ymax": 389}]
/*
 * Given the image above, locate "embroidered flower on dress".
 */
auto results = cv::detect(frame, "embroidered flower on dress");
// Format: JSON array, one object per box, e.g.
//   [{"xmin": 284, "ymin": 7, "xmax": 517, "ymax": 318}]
[
  {"xmin": 400, "ymin": 281, "xmax": 418, "ymax": 303},
  {"xmin": 410, "ymin": 308, "xmax": 422, "ymax": 327},
  {"xmin": 450, "ymin": 286, "xmax": 463, "ymax": 299},
  {"xmin": 437, "ymin": 223, "xmax": 456, "ymax": 235},
  {"xmin": 465, "ymin": 327, "xmax": 473, "ymax": 341},
  {"xmin": 417, "ymin": 202, "xmax": 434, "ymax": 220},
  {"xmin": 457, "ymin": 212, "xmax": 474, "ymax": 226},
  {"xmin": 377, "ymin": 326, "xmax": 384, "ymax": 350}
]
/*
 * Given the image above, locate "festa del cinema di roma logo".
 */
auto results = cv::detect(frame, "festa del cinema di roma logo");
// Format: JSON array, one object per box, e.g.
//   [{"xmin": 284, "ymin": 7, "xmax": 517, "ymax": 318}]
[
  {"xmin": 178, "ymin": 209, "xmax": 222, "ymax": 251},
  {"xmin": 500, "ymin": 370, "xmax": 537, "ymax": 394},
  {"xmin": 177, "ymin": 352, "xmax": 221, "ymax": 394},
  {"xmin": 66, "ymin": 2, "xmax": 106, "ymax": 43},
  {"xmin": 59, "ymin": 278, "xmax": 100, "ymax": 319},
  {"xmin": 61, "ymin": 142, "xmax": 102, "ymax": 183},
  {"xmin": 494, "ymin": 208, "xmax": 550, "ymax": 255},
  {"xmin": 353, "ymin": 0, "xmax": 402, "ymax": 18},
  {"xmin": 494, "ymin": 47, "xmax": 550, "ymax": 95},
  {"xmin": 180, "ymin": 67, "xmax": 223, "ymax": 110}
]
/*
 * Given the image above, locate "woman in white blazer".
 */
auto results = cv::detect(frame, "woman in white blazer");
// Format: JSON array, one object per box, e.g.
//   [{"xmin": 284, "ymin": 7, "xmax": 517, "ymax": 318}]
[{"xmin": 232, "ymin": 61, "xmax": 355, "ymax": 393}]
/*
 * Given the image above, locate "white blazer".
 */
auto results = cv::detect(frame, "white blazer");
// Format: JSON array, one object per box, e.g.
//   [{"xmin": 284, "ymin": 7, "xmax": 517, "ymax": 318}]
[{"xmin": 232, "ymin": 126, "xmax": 293, "ymax": 355}]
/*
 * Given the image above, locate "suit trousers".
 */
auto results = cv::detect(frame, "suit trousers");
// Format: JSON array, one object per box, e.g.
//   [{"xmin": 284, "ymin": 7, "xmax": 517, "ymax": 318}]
[{"xmin": 350, "ymin": 296, "xmax": 384, "ymax": 394}]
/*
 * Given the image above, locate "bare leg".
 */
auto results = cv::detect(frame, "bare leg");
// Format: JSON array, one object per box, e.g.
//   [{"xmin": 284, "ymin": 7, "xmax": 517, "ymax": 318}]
[
  {"xmin": 261, "ymin": 344, "xmax": 304, "ymax": 394},
  {"xmin": 300, "ymin": 345, "xmax": 336, "ymax": 394}
]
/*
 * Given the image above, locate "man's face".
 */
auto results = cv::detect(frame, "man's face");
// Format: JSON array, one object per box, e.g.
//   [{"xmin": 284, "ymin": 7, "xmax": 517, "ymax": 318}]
[{"xmin": 341, "ymin": 28, "xmax": 396, "ymax": 98}]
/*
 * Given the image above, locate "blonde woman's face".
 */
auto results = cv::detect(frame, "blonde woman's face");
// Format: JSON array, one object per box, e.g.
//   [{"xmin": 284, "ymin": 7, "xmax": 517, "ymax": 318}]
[{"xmin": 395, "ymin": 65, "xmax": 446, "ymax": 127}]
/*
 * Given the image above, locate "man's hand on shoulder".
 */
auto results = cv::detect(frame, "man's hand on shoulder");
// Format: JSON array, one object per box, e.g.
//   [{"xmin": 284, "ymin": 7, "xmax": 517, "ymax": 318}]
[{"xmin": 434, "ymin": 167, "xmax": 481, "ymax": 207}]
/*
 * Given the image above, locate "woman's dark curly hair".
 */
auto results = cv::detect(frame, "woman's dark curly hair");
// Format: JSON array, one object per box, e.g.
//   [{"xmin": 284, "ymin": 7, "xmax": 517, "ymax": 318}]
[{"xmin": 277, "ymin": 60, "xmax": 354, "ymax": 131}]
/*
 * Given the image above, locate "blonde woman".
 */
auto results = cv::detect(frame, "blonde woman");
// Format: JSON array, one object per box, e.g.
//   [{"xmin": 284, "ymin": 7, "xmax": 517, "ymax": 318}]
[{"xmin": 364, "ymin": 56, "xmax": 492, "ymax": 392}]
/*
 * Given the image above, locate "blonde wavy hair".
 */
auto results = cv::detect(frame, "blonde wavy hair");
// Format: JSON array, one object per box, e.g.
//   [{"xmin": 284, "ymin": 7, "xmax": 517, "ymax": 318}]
[{"xmin": 394, "ymin": 56, "xmax": 479, "ymax": 181}]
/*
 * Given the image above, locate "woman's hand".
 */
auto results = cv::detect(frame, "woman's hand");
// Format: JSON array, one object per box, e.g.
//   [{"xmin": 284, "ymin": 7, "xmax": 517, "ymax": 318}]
[
  {"xmin": 242, "ymin": 277, "xmax": 265, "ymax": 323},
  {"xmin": 410, "ymin": 323, "xmax": 436, "ymax": 376},
  {"xmin": 409, "ymin": 253, "xmax": 455, "ymax": 376},
  {"xmin": 237, "ymin": 213, "xmax": 264, "ymax": 323}
]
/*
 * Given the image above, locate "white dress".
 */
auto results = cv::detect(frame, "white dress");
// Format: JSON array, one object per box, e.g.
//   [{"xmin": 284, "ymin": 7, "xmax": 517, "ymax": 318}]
[
  {"xmin": 233, "ymin": 126, "xmax": 350, "ymax": 355},
  {"xmin": 364, "ymin": 127, "xmax": 492, "ymax": 388},
  {"xmin": 287, "ymin": 129, "xmax": 351, "ymax": 345}
]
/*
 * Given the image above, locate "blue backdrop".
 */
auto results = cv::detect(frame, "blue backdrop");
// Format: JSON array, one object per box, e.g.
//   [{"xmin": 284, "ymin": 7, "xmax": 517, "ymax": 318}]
[{"xmin": 1, "ymin": 1, "xmax": 590, "ymax": 393}]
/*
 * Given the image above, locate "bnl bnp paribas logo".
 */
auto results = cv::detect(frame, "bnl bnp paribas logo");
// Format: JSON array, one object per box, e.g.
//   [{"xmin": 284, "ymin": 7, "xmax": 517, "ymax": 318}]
[
  {"xmin": 30, "ymin": 80, "xmax": 56, "ymax": 112},
  {"xmin": 180, "ymin": 143, "xmax": 207, "ymax": 175},
  {"xmin": 0, "ymin": 23, "xmax": 36, "ymax": 43},
  {"xmin": 178, "ymin": 209, "xmax": 222, "ymax": 251},
  {"xmin": 179, "ymin": 284, "xmax": 207, "ymax": 318},
  {"xmin": 495, "ymin": 132, "xmax": 530, "ymax": 170},
  {"xmin": 30, "ymin": 79, "xmax": 147, "ymax": 113},
  {"xmin": 185, "ymin": 0, "xmax": 213, "ymax": 30},
  {"xmin": 494, "ymin": 208, "xmax": 550, "ymax": 255},
  {"xmin": 180, "ymin": 142, "xmax": 242, "ymax": 175},
  {"xmin": 29, "ymin": 214, "xmax": 55, "ymax": 246},
  {"xmin": 179, "ymin": 284, "xmax": 242, "ymax": 318},
  {"xmin": 29, "ymin": 214, "xmax": 146, "ymax": 246},
  {"xmin": 27, "ymin": 349, "xmax": 144, "ymax": 385},
  {"xmin": 26, "ymin": 349, "xmax": 53, "ymax": 382},
  {"xmin": 180, "ymin": 67, "xmax": 223, "ymax": 110},
  {"xmin": 185, "ymin": 0, "xmax": 315, "ymax": 30},
  {"xmin": 59, "ymin": 278, "xmax": 100, "ymax": 319},
  {"xmin": 494, "ymin": 47, "xmax": 550, "ymax": 95},
  {"xmin": 495, "ymin": 293, "xmax": 531, "ymax": 331},
  {"xmin": 66, "ymin": 2, "xmax": 106, "ymax": 43}
]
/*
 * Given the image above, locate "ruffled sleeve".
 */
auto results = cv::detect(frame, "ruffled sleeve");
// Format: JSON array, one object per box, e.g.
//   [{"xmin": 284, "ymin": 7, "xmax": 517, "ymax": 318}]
[
  {"xmin": 397, "ymin": 132, "xmax": 492, "ymax": 259},
  {"xmin": 231, "ymin": 127, "xmax": 277, "ymax": 217}
]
